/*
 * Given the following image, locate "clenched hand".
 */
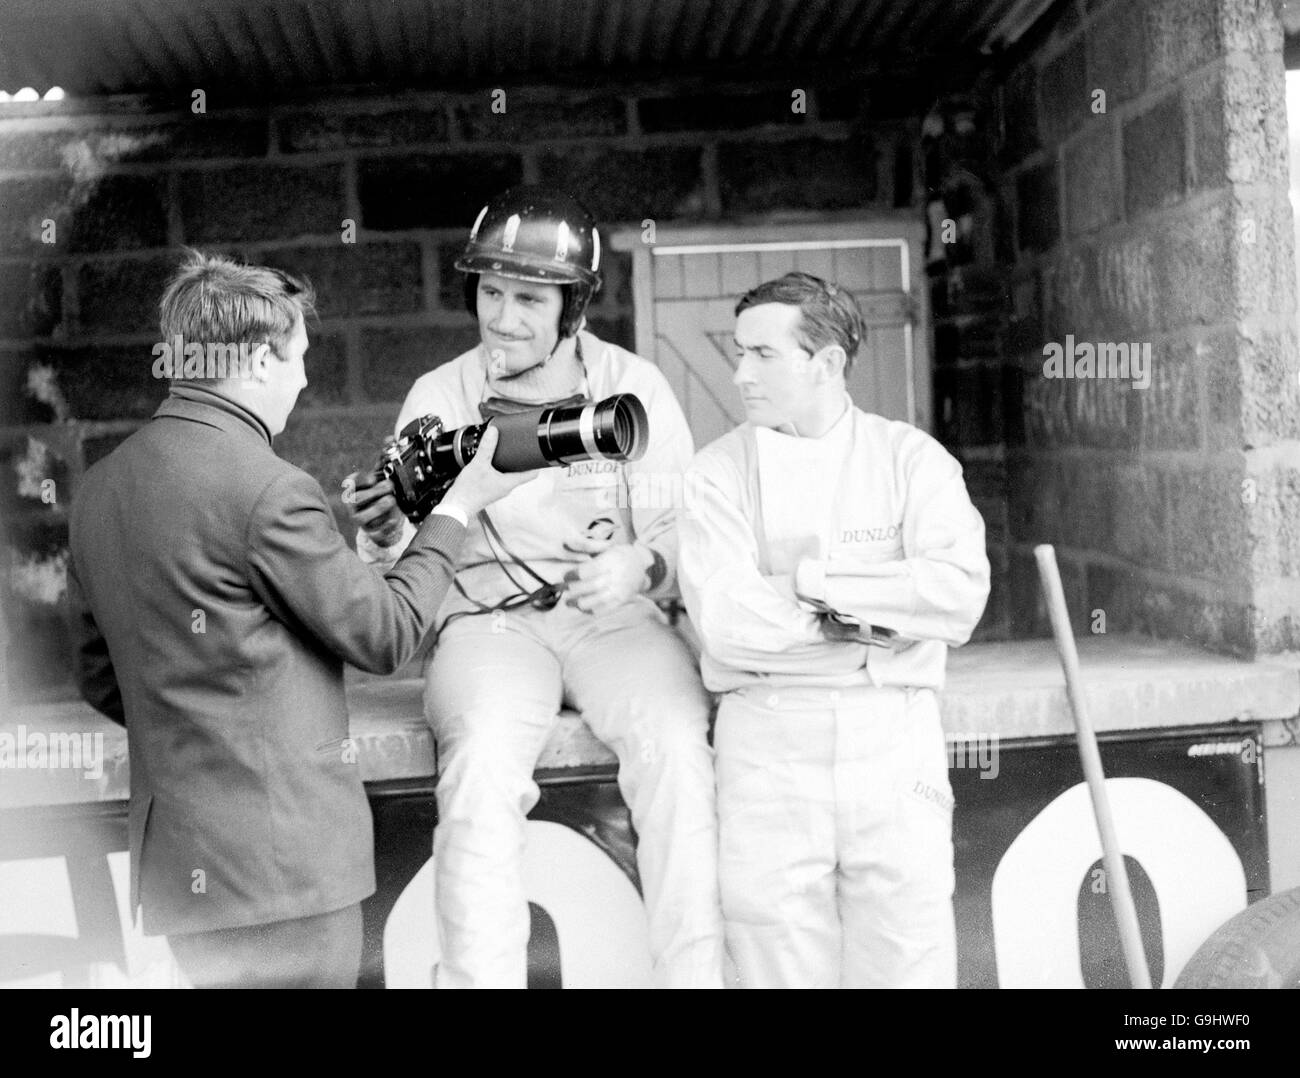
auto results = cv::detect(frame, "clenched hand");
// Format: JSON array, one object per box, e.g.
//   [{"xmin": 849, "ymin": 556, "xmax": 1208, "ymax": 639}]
[{"xmin": 561, "ymin": 535, "xmax": 655, "ymax": 616}]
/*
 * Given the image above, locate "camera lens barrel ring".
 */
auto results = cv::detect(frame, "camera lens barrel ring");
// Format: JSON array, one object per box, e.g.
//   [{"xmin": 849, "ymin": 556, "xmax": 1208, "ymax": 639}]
[
  {"xmin": 577, "ymin": 405, "xmax": 602, "ymax": 459},
  {"xmin": 452, "ymin": 425, "xmax": 474, "ymax": 469}
]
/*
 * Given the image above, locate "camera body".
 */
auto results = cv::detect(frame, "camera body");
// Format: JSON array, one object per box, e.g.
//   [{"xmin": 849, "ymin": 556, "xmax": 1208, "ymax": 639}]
[
  {"xmin": 377, "ymin": 414, "xmax": 458, "ymax": 524},
  {"xmin": 376, "ymin": 393, "xmax": 649, "ymax": 524}
]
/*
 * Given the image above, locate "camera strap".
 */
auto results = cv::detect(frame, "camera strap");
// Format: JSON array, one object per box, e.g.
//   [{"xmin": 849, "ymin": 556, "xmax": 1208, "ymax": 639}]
[
  {"xmin": 439, "ymin": 339, "xmax": 593, "ymax": 632},
  {"xmin": 480, "ymin": 510, "xmax": 558, "ymax": 595},
  {"xmin": 446, "ymin": 509, "xmax": 564, "ymax": 622}
]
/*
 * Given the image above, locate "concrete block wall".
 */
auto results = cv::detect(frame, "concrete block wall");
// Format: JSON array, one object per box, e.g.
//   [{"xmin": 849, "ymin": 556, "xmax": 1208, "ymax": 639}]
[
  {"xmin": 988, "ymin": 0, "xmax": 1298, "ymax": 656},
  {"xmin": 0, "ymin": 75, "xmax": 921, "ymax": 697}
]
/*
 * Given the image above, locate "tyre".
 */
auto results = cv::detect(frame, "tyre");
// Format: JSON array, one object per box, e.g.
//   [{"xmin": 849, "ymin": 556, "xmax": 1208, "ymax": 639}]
[{"xmin": 1174, "ymin": 887, "xmax": 1300, "ymax": 988}]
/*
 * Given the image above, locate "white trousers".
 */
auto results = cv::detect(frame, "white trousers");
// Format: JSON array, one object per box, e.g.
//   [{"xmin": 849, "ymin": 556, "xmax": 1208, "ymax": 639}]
[
  {"xmin": 715, "ymin": 684, "xmax": 956, "ymax": 989},
  {"xmin": 425, "ymin": 599, "xmax": 724, "ymax": 988}
]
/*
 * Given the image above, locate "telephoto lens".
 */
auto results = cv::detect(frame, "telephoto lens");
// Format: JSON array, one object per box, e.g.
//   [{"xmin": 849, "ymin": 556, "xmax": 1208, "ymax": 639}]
[
  {"xmin": 486, "ymin": 392, "xmax": 649, "ymax": 471},
  {"xmin": 378, "ymin": 393, "xmax": 649, "ymax": 523}
]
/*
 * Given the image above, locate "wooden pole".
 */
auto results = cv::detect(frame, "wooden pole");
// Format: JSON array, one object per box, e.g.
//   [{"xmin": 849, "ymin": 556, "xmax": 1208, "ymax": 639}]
[{"xmin": 1034, "ymin": 544, "xmax": 1153, "ymax": 989}]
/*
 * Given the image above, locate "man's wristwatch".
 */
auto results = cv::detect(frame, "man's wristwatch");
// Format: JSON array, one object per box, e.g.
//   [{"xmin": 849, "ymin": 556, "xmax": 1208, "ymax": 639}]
[{"xmin": 643, "ymin": 548, "xmax": 667, "ymax": 592}]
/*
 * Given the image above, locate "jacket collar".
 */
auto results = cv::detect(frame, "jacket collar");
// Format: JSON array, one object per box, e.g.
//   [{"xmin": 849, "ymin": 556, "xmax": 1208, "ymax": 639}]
[
  {"xmin": 153, "ymin": 385, "xmax": 274, "ymax": 446},
  {"xmin": 765, "ymin": 392, "xmax": 855, "ymax": 441}
]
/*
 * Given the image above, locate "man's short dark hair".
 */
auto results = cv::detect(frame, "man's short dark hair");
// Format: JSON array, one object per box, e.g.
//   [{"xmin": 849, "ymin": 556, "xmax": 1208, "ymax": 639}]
[{"xmin": 735, "ymin": 272, "xmax": 866, "ymax": 373}]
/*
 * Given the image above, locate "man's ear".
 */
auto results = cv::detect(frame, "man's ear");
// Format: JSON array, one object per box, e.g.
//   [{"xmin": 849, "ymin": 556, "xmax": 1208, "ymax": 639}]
[
  {"xmin": 814, "ymin": 344, "xmax": 847, "ymax": 382},
  {"xmin": 249, "ymin": 342, "xmax": 274, "ymax": 383}
]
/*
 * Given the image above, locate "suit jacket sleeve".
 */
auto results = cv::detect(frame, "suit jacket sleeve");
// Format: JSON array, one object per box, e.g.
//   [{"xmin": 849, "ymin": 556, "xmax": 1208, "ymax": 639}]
[
  {"xmin": 246, "ymin": 468, "xmax": 466, "ymax": 675},
  {"xmin": 65, "ymin": 549, "xmax": 126, "ymax": 725}
]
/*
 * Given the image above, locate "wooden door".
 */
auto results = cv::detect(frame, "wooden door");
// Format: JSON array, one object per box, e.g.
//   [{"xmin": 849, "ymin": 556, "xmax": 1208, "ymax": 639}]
[{"xmin": 616, "ymin": 222, "xmax": 929, "ymax": 450}]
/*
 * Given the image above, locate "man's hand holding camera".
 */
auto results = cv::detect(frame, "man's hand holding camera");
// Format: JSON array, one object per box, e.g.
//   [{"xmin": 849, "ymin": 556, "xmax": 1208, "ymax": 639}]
[
  {"xmin": 343, "ymin": 462, "xmax": 404, "ymax": 547},
  {"xmin": 344, "ymin": 425, "xmax": 537, "ymax": 540}
]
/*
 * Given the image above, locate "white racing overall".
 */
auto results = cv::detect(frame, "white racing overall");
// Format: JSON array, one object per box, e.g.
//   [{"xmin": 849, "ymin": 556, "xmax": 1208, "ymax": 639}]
[
  {"xmin": 679, "ymin": 399, "xmax": 989, "ymax": 987},
  {"xmin": 360, "ymin": 331, "xmax": 724, "ymax": 988}
]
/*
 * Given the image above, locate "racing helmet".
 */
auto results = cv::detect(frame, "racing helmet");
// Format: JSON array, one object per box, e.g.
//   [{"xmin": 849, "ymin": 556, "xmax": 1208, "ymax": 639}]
[{"xmin": 456, "ymin": 185, "xmax": 602, "ymax": 339}]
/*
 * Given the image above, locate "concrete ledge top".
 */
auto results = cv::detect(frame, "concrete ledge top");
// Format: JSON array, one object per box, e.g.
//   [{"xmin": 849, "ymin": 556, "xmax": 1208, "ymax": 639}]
[
  {"xmin": 943, "ymin": 636, "xmax": 1300, "ymax": 738},
  {"xmin": 2, "ymin": 635, "xmax": 1297, "ymax": 810}
]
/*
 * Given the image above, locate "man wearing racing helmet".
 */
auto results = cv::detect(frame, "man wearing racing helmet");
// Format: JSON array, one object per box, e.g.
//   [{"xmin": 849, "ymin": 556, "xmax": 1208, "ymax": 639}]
[{"xmin": 346, "ymin": 186, "xmax": 723, "ymax": 989}]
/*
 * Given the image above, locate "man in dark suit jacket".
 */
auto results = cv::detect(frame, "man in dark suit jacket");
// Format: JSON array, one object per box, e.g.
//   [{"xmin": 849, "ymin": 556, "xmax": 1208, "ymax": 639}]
[{"xmin": 65, "ymin": 251, "xmax": 533, "ymax": 988}]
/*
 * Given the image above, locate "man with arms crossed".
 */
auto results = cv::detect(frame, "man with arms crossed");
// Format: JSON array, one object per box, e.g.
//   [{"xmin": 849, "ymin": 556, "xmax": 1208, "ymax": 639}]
[
  {"xmin": 347, "ymin": 186, "xmax": 723, "ymax": 988},
  {"xmin": 66, "ymin": 251, "xmax": 531, "ymax": 988},
  {"xmin": 679, "ymin": 272, "xmax": 989, "ymax": 988}
]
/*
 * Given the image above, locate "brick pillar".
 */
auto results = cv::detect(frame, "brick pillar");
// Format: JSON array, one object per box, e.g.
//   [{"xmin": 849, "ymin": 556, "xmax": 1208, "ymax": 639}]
[
  {"xmin": 1216, "ymin": 0, "xmax": 1300, "ymax": 653},
  {"xmin": 995, "ymin": 0, "xmax": 1299, "ymax": 657},
  {"xmin": 1163, "ymin": 0, "xmax": 1299, "ymax": 655}
]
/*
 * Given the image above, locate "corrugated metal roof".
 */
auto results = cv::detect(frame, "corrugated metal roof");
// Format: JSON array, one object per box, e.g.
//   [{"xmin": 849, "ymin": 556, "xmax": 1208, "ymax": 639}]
[{"xmin": 0, "ymin": 0, "xmax": 1036, "ymax": 97}]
